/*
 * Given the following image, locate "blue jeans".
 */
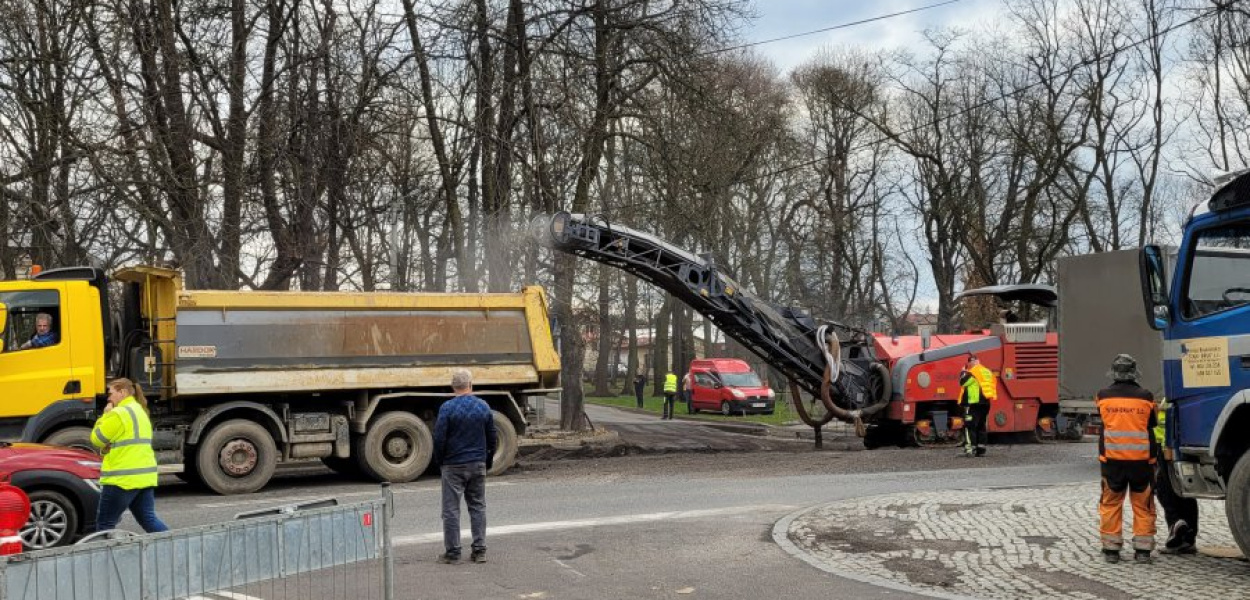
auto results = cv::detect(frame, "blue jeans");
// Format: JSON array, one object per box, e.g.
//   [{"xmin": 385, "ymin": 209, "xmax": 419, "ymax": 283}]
[
  {"xmin": 441, "ymin": 462, "xmax": 486, "ymax": 556},
  {"xmin": 95, "ymin": 486, "xmax": 169, "ymax": 533}
]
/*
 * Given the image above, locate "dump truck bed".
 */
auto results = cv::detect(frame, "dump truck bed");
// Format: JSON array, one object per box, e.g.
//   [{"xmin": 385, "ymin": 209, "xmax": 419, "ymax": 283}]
[
  {"xmin": 170, "ymin": 288, "xmax": 559, "ymax": 396},
  {"xmin": 108, "ymin": 265, "xmax": 561, "ymax": 398}
]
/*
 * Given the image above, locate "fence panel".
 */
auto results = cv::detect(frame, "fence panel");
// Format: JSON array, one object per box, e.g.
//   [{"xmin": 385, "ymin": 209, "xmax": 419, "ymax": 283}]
[{"xmin": 0, "ymin": 486, "xmax": 393, "ymax": 600}]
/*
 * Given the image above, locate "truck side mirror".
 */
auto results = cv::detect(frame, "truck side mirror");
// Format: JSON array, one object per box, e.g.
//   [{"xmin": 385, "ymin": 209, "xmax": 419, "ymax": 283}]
[
  {"xmin": 921, "ymin": 330, "xmax": 931, "ymax": 351},
  {"xmin": 0, "ymin": 303, "xmax": 6, "ymax": 335},
  {"xmin": 1140, "ymin": 245, "xmax": 1170, "ymax": 330}
]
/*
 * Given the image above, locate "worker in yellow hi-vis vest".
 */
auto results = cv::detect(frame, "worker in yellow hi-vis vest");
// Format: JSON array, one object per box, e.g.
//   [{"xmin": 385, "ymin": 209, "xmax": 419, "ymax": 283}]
[
  {"xmin": 662, "ymin": 372, "xmax": 678, "ymax": 420},
  {"xmin": 91, "ymin": 378, "xmax": 168, "ymax": 533},
  {"xmin": 960, "ymin": 354, "xmax": 994, "ymax": 457}
]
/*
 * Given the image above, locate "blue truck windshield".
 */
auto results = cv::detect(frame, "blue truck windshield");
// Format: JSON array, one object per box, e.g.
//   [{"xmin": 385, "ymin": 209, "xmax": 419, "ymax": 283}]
[{"xmin": 1183, "ymin": 224, "xmax": 1250, "ymax": 319}]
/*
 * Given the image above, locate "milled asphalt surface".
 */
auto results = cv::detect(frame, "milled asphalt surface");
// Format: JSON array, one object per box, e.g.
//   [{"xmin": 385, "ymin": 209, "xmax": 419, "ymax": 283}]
[{"xmin": 131, "ymin": 401, "xmax": 1237, "ymax": 600}]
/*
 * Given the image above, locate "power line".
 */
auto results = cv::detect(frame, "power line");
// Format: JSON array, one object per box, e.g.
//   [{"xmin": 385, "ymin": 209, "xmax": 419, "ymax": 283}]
[
  {"xmin": 687, "ymin": 0, "xmax": 1235, "ymax": 197},
  {"xmin": 702, "ymin": 0, "xmax": 966, "ymax": 56}
]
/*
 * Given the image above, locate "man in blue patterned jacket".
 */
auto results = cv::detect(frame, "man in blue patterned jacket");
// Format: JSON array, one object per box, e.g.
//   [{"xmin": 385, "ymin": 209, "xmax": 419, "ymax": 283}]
[{"xmin": 434, "ymin": 368, "xmax": 497, "ymax": 564}]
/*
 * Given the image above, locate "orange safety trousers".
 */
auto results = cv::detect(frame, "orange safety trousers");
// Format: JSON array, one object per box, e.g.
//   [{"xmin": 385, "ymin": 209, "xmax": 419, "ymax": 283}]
[{"xmin": 1098, "ymin": 460, "xmax": 1156, "ymax": 551}]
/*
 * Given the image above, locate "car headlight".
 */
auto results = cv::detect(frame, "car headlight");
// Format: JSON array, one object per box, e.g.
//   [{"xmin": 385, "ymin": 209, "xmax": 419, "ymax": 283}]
[
  {"xmin": 767, "ymin": 389, "xmax": 776, "ymax": 398},
  {"xmin": 730, "ymin": 388, "xmax": 745, "ymax": 399},
  {"xmin": 84, "ymin": 479, "xmax": 102, "ymax": 493}
]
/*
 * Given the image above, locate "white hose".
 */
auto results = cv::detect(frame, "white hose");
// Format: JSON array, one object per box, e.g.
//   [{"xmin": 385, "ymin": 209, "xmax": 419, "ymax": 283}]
[{"xmin": 816, "ymin": 325, "xmax": 842, "ymax": 384}]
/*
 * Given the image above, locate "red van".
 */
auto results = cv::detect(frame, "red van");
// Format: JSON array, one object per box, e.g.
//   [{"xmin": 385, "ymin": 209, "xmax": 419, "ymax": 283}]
[{"xmin": 687, "ymin": 358, "xmax": 775, "ymax": 415}]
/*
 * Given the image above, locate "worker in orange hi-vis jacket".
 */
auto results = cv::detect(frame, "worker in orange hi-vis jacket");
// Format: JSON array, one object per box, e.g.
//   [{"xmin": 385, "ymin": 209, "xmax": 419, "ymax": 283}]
[{"xmin": 1096, "ymin": 354, "xmax": 1158, "ymax": 565}]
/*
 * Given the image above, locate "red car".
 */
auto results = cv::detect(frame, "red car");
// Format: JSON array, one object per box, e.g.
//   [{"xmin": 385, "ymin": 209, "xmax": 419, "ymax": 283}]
[
  {"xmin": 687, "ymin": 358, "xmax": 775, "ymax": 415},
  {"xmin": 0, "ymin": 443, "xmax": 101, "ymax": 549}
]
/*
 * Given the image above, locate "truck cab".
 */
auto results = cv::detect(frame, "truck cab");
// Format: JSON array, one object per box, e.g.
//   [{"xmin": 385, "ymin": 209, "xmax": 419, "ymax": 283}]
[
  {"xmin": 687, "ymin": 358, "xmax": 775, "ymax": 415},
  {"xmin": 1140, "ymin": 169, "xmax": 1250, "ymax": 556},
  {"xmin": 0, "ymin": 268, "xmax": 109, "ymax": 445}
]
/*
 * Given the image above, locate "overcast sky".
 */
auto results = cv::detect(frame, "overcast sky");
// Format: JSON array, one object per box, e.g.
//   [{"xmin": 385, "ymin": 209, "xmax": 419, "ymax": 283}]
[{"xmin": 747, "ymin": 0, "xmax": 1004, "ymax": 73}]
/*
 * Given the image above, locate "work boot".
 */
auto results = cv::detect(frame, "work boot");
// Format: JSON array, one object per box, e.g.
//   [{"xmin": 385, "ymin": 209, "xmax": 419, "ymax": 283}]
[
  {"xmin": 438, "ymin": 552, "xmax": 460, "ymax": 564},
  {"xmin": 1103, "ymin": 550, "xmax": 1121, "ymax": 564},
  {"xmin": 974, "ymin": 446, "xmax": 987, "ymax": 457},
  {"xmin": 471, "ymin": 549, "xmax": 487, "ymax": 563},
  {"xmin": 1160, "ymin": 543, "xmax": 1196, "ymax": 555},
  {"xmin": 1162, "ymin": 521, "xmax": 1197, "ymax": 554},
  {"xmin": 1134, "ymin": 550, "xmax": 1153, "ymax": 564}
]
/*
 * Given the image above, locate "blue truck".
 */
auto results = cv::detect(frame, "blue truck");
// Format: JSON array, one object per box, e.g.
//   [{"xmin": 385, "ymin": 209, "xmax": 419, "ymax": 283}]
[{"xmin": 1140, "ymin": 169, "xmax": 1250, "ymax": 556}]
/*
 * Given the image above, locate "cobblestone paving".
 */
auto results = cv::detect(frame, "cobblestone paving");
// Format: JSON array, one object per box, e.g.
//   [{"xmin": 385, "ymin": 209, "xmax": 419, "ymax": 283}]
[{"xmin": 781, "ymin": 483, "xmax": 1246, "ymax": 600}]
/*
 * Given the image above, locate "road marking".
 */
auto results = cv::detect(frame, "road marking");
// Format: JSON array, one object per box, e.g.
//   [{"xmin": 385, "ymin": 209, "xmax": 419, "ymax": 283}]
[
  {"xmin": 552, "ymin": 559, "xmax": 585, "ymax": 577},
  {"xmin": 391, "ymin": 504, "xmax": 794, "ymax": 546},
  {"xmin": 185, "ymin": 593, "xmax": 268, "ymax": 600},
  {"xmin": 195, "ymin": 481, "xmax": 517, "ymax": 509}
]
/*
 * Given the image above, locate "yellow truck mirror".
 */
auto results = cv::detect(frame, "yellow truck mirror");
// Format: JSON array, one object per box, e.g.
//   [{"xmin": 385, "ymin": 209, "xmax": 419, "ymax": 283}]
[{"xmin": 0, "ymin": 302, "xmax": 7, "ymax": 334}]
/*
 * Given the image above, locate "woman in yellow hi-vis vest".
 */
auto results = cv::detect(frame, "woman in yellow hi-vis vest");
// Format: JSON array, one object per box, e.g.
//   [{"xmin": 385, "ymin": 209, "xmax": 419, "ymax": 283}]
[{"xmin": 91, "ymin": 378, "xmax": 168, "ymax": 533}]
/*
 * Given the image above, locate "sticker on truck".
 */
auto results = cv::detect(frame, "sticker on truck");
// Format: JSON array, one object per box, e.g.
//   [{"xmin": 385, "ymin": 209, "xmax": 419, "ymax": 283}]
[
  {"xmin": 1180, "ymin": 337, "xmax": 1231, "ymax": 388},
  {"xmin": 178, "ymin": 345, "xmax": 218, "ymax": 359}
]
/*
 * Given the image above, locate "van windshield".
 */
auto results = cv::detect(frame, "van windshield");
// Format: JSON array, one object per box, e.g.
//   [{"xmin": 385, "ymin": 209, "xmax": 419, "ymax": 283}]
[{"xmin": 720, "ymin": 372, "xmax": 762, "ymax": 387}]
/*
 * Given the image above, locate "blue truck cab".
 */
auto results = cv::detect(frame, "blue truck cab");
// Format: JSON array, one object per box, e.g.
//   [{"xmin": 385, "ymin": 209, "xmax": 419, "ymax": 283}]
[{"xmin": 1140, "ymin": 170, "xmax": 1250, "ymax": 555}]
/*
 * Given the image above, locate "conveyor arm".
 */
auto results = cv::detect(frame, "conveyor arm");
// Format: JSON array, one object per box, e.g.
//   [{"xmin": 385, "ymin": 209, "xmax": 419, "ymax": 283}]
[{"xmin": 534, "ymin": 212, "xmax": 889, "ymax": 418}]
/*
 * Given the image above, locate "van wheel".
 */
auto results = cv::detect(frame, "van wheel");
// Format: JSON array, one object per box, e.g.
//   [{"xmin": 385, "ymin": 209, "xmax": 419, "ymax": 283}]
[
  {"xmin": 197, "ymin": 420, "xmax": 278, "ymax": 495},
  {"xmin": 488, "ymin": 411, "xmax": 518, "ymax": 477},
  {"xmin": 721, "ymin": 402, "xmax": 731, "ymax": 416},
  {"xmin": 43, "ymin": 427, "xmax": 95, "ymax": 454},
  {"xmin": 356, "ymin": 411, "xmax": 432, "ymax": 483}
]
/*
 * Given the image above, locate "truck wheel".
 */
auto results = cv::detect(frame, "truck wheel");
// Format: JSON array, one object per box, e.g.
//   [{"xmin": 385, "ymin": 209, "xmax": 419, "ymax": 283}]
[
  {"xmin": 176, "ymin": 447, "xmax": 205, "ymax": 488},
  {"xmin": 721, "ymin": 402, "xmax": 731, "ymax": 416},
  {"xmin": 1225, "ymin": 453, "xmax": 1250, "ymax": 558},
  {"xmin": 43, "ymin": 427, "xmax": 95, "ymax": 453},
  {"xmin": 488, "ymin": 411, "xmax": 519, "ymax": 477},
  {"xmin": 197, "ymin": 420, "xmax": 278, "ymax": 495},
  {"xmin": 355, "ymin": 411, "xmax": 432, "ymax": 483},
  {"xmin": 322, "ymin": 456, "xmax": 366, "ymax": 479}
]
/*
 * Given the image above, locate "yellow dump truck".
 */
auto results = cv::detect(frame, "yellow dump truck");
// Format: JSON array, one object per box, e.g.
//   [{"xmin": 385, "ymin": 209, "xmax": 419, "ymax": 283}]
[{"xmin": 0, "ymin": 265, "xmax": 560, "ymax": 494}]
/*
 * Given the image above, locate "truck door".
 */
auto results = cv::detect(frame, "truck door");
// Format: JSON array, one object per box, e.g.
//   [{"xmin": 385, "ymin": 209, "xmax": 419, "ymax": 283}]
[
  {"xmin": 1164, "ymin": 222, "xmax": 1250, "ymax": 449},
  {"xmin": 0, "ymin": 285, "xmax": 75, "ymax": 419}
]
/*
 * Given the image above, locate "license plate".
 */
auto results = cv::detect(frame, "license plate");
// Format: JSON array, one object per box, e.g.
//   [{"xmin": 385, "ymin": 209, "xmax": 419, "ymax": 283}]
[{"xmin": 751, "ymin": 403, "xmax": 766, "ymax": 408}]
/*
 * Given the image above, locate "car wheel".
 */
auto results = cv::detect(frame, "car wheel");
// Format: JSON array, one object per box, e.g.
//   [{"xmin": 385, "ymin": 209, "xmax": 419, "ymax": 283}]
[
  {"xmin": 721, "ymin": 401, "xmax": 731, "ymax": 416},
  {"xmin": 20, "ymin": 489, "xmax": 78, "ymax": 550}
]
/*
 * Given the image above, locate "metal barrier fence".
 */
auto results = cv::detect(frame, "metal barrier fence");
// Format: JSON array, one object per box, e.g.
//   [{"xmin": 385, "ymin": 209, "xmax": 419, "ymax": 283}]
[{"xmin": 0, "ymin": 486, "xmax": 394, "ymax": 600}]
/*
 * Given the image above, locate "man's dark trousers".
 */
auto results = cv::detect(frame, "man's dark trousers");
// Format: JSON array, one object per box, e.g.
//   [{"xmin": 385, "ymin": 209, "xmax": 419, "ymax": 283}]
[
  {"xmin": 441, "ymin": 462, "xmax": 487, "ymax": 558},
  {"xmin": 662, "ymin": 393, "xmax": 675, "ymax": 419},
  {"xmin": 634, "ymin": 380, "xmax": 645, "ymax": 409},
  {"xmin": 1156, "ymin": 459, "xmax": 1198, "ymax": 546},
  {"xmin": 965, "ymin": 402, "xmax": 989, "ymax": 452}
]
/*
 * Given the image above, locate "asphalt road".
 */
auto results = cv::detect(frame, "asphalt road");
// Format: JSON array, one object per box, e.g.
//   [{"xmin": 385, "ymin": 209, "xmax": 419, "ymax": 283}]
[{"xmin": 147, "ymin": 405, "xmax": 1099, "ymax": 600}]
